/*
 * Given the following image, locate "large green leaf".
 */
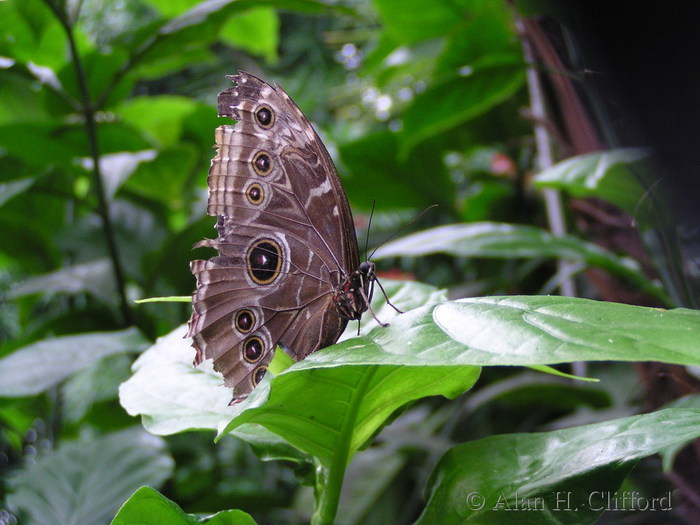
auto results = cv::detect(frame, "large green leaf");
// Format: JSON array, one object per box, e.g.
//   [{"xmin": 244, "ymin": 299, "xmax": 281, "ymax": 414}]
[
  {"xmin": 373, "ymin": 222, "xmax": 668, "ymax": 303},
  {"xmin": 658, "ymin": 394, "xmax": 700, "ymax": 471},
  {"xmin": 119, "ymin": 323, "xmax": 239, "ymax": 435},
  {"xmin": 339, "ymin": 131, "xmax": 454, "ymax": 209},
  {"xmin": 415, "ymin": 408, "xmax": 700, "ymax": 524},
  {"xmin": 0, "ymin": 0, "xmax": 69, "ymax": 69},
  {"xmin": 160, "ymin": 0, "xmax": 353, "ymax": 33},
  {"xmin": 0, "ymin": 211, "xmax": 62, "ymax": 272},
  {"xmin": 136, "ymin": 0, "xmax": 202, "ymax": 18},
  {"xmin": 399, "ymin": 58, "xmax": 525, "ymax": 156},
  {"xmin": 533, "ymin": 148, "xmax": 652, "ymax": 216},
  {"xmin": 224, "ymin": 356, "xmax": 480, "ymax": 467},
  {"xmin": 0, "ymin": 328, "xmax": 148, "ymax": 397},
  {"xmin": 436, "ymin": 2, "xmax": 517, "ymax": 72},
  {"xmin": 121, "ymin": 145, "xmax": 199, "ymax": 205},
  {"xmin": 115, "ymin": 95, "xmax": 202, "ymax": 148},
  {"xmin": 0, "ymin": 121, "xmax": 152, "ymax": 167},
  {"xmin": 0, "ymin": 69, "xmax": 51, "ymax": 125},
  {"xmin": 119, "ymin": 280, "xmax": 448, "ymax": 436},
  {"xmin": 6, "ymin": 428, "xmax": 174, "ymax": 525},
  {"xmin": 56, "ymin": 49, "xmax": 134, "ymax": 111},
  {"xmin": 62, "ymin": 353, "xmax": 134, "ymax": 424},
  {"xmin": 122, "ymin": 292, "xmax": 700, "ymax": 448},
  {"xmin": 111, "ymin": 486, "xmax": 257, "ymax": 525},
  {"xmin": 373, "ymin": 0, "xmax": 467, "ymax": 44},
  {"xmin": 135, "ymin": 0, "xmax": 352, "ymax": 79},
  {"xmin": 303, "ymin": 296, "xmax": 700, "ymax": 368},
  {"xmin": 8, "ymin": 259, "xmax": 115, "ymax": 303},
  {"xmin": 0, "ymin": 177, "xmax": 34, "ymax": 208},
  {"xmin": 219, "ymin": 7, "xmax": 280, "ymax": 64},
  {"xmin": 0, "ymin": 122, "xmax": 85, "ymax": 166}
]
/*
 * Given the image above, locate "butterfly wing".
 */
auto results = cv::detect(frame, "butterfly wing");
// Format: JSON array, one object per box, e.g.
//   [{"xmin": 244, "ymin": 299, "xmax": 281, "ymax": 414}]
[{"xmin": 187, "ymin": 71, "xmax": 359, "ymax": 399}]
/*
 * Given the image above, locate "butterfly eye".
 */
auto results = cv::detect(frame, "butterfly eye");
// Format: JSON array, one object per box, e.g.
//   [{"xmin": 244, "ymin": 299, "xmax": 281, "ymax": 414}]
[
  {"xmin": 359, "ymin": 261, "xmax": 375, "ymax": 275},
  {"xmin": 234, "ymin": 309, "xmax": 255, "ymax": 333},
  {"xmin": 246, "ymin": 183, "xmax": 264, "ymax": 205},
  {"xmin": 247, "ymin": 239, "xmax": 282, "ymax": 285},
  {"xmin": 252, "ymin": 366, "xmax": 268, "ymax": 386},
  {"xmin": 252, "ymin": 151, "xmax": 272, "ymax": 176},
  {"xmin": 255, "ymin": 104, "xmax": 274, "ymax": 128},
  {"xmin": 243, "ymin": 336, "xmax": 264, "ymax": 362}
]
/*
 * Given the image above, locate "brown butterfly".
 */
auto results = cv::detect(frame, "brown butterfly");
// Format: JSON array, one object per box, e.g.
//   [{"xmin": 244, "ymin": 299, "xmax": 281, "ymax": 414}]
[{"xmin": 187, "ymin": 71, "xmax": 395, "ymax": 401}]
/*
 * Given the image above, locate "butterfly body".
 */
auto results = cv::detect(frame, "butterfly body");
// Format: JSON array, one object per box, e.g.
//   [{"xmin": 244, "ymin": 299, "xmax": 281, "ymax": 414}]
[{"xmin": 187, "ymin": 71, "xmax": 372, "ymax": 400}]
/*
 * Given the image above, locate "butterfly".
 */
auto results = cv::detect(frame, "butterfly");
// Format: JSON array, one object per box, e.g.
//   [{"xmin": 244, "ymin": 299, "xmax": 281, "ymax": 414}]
[{"xmin": 187, "ymin": 71, "xmax": 395, "ymax": 401}]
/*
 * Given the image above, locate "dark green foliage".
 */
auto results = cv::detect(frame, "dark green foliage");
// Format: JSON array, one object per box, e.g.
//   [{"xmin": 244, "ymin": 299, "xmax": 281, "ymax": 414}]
[{"xmin": 1, "ymin": 1, "xmax": 697, "ymax": 525}]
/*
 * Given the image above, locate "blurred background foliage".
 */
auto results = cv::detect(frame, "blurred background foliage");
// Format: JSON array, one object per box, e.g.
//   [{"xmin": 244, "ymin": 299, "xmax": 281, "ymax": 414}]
[{"xmin": 0, "ymin": 0, "xmax": 698, "ymax": 523}]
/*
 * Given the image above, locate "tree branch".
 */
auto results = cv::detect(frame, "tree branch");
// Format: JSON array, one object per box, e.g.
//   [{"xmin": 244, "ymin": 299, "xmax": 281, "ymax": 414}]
[{"xmin": 45, "ymin": 0, "xmax": 133, "ymax": 325}]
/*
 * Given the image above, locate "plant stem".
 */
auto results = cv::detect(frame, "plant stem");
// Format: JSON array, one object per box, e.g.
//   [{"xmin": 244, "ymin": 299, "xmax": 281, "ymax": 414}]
[
  {"xmin": 46, "ymin": 0, "xmax": 133, "ymax": 325},
  {"xmin": 312, "ymin": 367, "xmax": 376, "ymax": 524},
  {"xmin": 517, "ymin": 18, "xmax": 577, "ymax": 299}
]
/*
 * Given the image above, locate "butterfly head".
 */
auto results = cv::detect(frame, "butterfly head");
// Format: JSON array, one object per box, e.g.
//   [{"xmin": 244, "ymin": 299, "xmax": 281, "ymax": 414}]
[{"xmin": 358, "ymin": 261, "xmax": 376, "ymax": 282}]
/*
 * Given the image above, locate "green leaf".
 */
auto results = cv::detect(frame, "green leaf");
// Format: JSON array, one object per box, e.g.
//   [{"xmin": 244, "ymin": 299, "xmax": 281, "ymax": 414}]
[
  {"xmin": 373, "ymin": 0, "xmax": 466, "ymax": 44},
  {"xmin": 0, "ymin": 69, "xmax": 51, "ymax": 125},
  {"xmin": 373, "ymin": 222, "xmax": 668, "ymax": 303},
  {"xmin": 56, "ymin": 49, "xmax": 133, "ymax": 110},
  {"xmin": 135, "ymin": 0, "xmax": 352, "ymax": 79},
  {"xmin": 160, "ymin": 0, "xmax": 351, "ymax": 34},
  {"xmin": 533, "ymin": 148, "xmax": 652, "ymax": 215},
  {"xmin": 115, "ymin": 95, "xmax": 201, "ymax": 148},
  {"xmin": 111, "ymin": 486, "xmax": 258, "ymax": 525},
  {"xmin": 93, "ymin": 122, "xmax": 155, "ymax": 154},
  {"xmin": 224, "ymin": 357, "xmax": 480, "ymax": 467},
  {"xmin": 119, "ymin": 324, "xmax": 239, "ymax": 435},
  {"xmin": 0, "ymin": 121, "xmax": 152, "ymax": 167},
  {"xmin": 6, "ymin": 428, "xmax": 174, "ymax": 525},
  {"xmin": 122, "ymin": 145, "xmax": 198, "ymax": 205},
  {"xmin": 235, "ymin": 423, "xmax": 313, "ymax": 464},
  {"xmin": 88, "ymin": 150, "xmax": 159, "ymax": 200},
  {"xmin": 0, "ymin": 177, "xmax": 34, "ymax": 208},
  {"xmin": 0, "ymin": 0, "xmax": 69, "ymax": 70},
  {"xmin": 0, "ymin": 405, "xmax": 32, "ymax": 454},
  {"xmin": 62, "ymin": 353, "xmax": 134, "ymax": 424},
  {"xmin": 415, "ymin": 408, "xmax": 700, "ymax": 524},
  {"xmin": 436, "ymin": 2, "xmax": 517, "ymax": 71},
  {"xmin": 112, "ymin": 486, "xmax": 195, "ymax": 525},
  {"xmin": 8, "ymin": 259, "xmax": 115, "ymax": 303},
  {"xmin": 333, "ymin": 409, "xmax": 427, "ymax": 525},
  {"xmin": 219, "ymin": 7, "xmax": 280, "ymax": 64},
  {"xmin": 140, "ymin": 215, "xmax": 214, "ymax": 295},
  {"xmin": 0, "ymin": 122, "xmax": 83, "ymax": 166},
  {"xmin": 339, "ymin": 131, "xmax": 454, "ymax": 209},
  {"xmin": 304, "ymin": 296, "xmax": 700, "ymax": 369},
  {"xmin": 657, "ymin": 394, "xmax": 700, "ymax": 471},
  {"xmin": 462, "ymin": 371, "xmax": 610, "ymax": 414},
  {"xmin": 0, "ymin": 212, "xmax": 61, "ymax": 272},
  {"xmin": 120, "ymin": 281, "xmax": 450, "ymax": 441},
  {"xmin": 0, "ymin": 328, "xmax": 148, "ymax": 397},
  {"xmin": 374, "ymin": 222, "xmax": 623, "ymax": 259},
  {"xmin": 399, "ymin": 58, "xmax": 525, "ymax": 155},
  {"xmin": 135, "ymin": 0, "xmax": 202, "ymax": 18},
  {"xmin": 122, "ymin": 291, "xmax": 700, "ymax": 456}
]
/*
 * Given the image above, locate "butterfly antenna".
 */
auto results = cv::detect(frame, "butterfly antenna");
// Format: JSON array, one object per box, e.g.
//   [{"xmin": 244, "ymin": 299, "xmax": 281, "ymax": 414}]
[
  {"xmin": 368, "ymin": 204, "xmax": 438, "ymax": 260},
  {"xmin": 363, "ymin": 200, "xmax": 377, "ymax": 262}
]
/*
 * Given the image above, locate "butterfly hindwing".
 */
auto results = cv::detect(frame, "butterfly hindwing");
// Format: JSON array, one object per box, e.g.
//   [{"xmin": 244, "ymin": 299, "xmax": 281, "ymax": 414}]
[{"xmin": 187, "ymin": 71, "xmax": 361, "ymax": 400}]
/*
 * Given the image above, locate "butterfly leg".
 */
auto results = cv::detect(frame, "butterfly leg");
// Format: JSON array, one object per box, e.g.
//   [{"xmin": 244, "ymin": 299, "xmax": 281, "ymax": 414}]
[
  {"xmin": 374, "ymin": 277, "xmax": 404, "ymax": 315},
  {"xmin": 358, "ymin": 283, "xmax": 390, "ymax": 327}
]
